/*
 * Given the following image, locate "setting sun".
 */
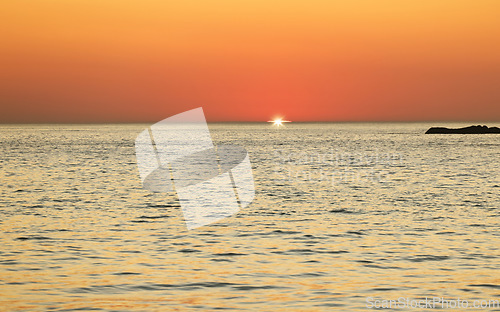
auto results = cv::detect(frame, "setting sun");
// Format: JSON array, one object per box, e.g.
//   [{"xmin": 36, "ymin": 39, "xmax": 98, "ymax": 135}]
[{"xmin": 268, "ymin": 118, "xmax": 291, "ymax": 126}]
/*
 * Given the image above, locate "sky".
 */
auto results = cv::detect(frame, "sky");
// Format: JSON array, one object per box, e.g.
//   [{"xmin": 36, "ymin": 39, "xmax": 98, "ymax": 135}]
[{"xmin": 1, "ymin": 0, "xmax": 500, "ymax": 123}]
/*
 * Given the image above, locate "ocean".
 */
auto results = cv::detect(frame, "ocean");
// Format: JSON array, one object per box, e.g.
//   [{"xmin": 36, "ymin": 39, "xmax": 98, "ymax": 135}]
[{"xmin": 0, "ymin": 123, "xmax": 499, "ymax": 311}]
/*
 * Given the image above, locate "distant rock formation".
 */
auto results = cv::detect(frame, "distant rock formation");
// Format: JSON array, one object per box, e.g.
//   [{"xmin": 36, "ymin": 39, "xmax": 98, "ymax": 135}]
[{"xmin": 425, "ymin": 125, "xmax": 500, "ymax": 134}]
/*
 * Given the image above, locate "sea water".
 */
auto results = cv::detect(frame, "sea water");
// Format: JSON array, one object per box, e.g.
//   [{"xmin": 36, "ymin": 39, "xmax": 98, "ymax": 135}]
[{"xmin": 0, "ymin": 123, "xmax": 498, "ymax": 311}]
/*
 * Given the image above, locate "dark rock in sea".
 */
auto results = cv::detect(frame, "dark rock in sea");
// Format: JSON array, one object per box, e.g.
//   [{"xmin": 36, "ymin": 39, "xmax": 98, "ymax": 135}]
[{"xmin": 425, "ymin": 125, "xmax": 500, "ymax": 134}]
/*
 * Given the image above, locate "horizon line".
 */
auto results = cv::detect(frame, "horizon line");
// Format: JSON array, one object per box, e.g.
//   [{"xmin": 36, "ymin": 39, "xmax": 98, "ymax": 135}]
[{"xmin": 1, "ymin": 120, "xmax": 499, "ymax": 125}]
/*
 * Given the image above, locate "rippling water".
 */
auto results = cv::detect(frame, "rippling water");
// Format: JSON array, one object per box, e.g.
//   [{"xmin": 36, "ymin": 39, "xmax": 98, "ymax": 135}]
[{"xmin": 0, "ymin": 123, "xmax": 499, "ymax": 311}]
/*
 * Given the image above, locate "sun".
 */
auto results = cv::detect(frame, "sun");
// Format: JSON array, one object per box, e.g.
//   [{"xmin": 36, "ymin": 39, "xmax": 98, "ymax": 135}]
[
  {"xmin": 268, "ymin": 118, "xmax": 291, "ymax": 127},
  {"xmin": 273, "ymin": 119, "xmax": 284, "ymax": 126}
]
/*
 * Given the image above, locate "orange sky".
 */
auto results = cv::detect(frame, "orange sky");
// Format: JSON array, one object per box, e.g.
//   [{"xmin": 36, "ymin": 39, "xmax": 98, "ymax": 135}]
[{"xmin": 1, "ymin": 0, "xmax": 499, "ymax": 122}]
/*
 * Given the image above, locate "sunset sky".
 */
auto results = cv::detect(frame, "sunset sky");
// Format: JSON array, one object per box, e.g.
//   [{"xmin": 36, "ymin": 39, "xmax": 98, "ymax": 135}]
[{"xmin": 1, "ymin": 1, "xmax": 499, "ymax": 122}]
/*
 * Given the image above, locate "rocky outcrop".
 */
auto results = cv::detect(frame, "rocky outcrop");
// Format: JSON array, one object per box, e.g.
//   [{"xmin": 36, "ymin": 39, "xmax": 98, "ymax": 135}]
[{"xmin": 425, "ymin": 125, "xmax": 500, "ymax": 134}]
